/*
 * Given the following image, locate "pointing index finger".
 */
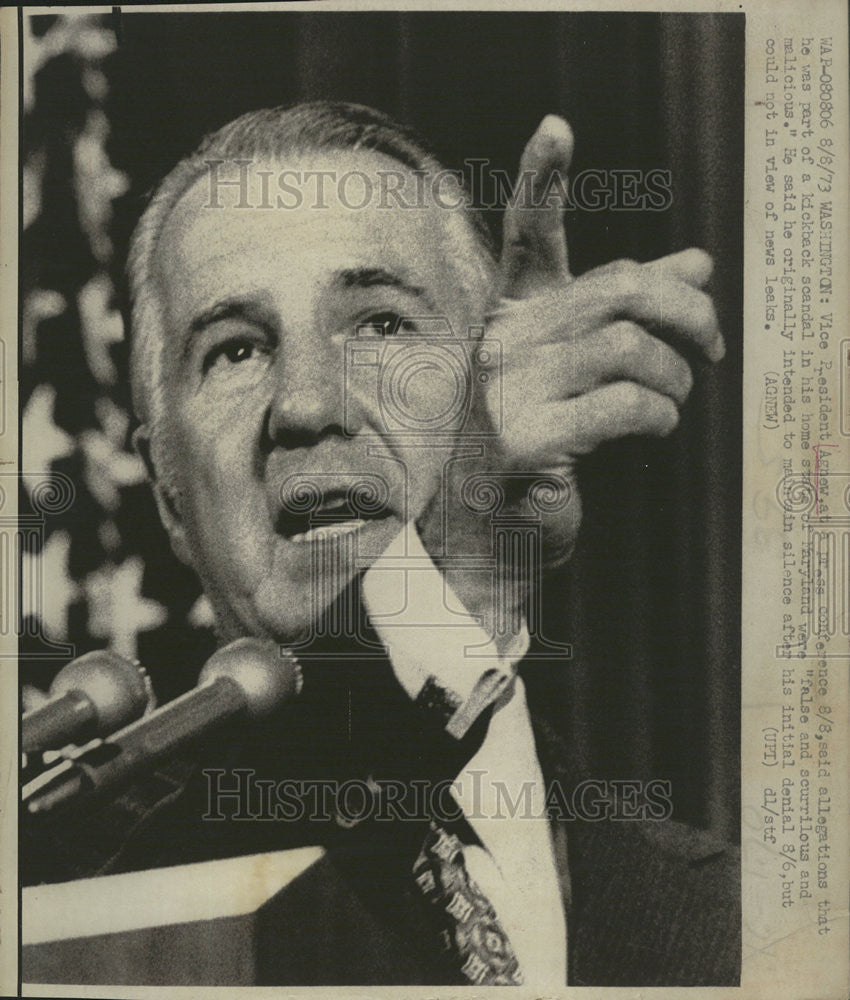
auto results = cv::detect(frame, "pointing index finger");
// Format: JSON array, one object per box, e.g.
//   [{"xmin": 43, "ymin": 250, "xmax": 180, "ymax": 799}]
[{"xmin": 500, "ymin": 115, "xmax": 574, "ymax": 299}]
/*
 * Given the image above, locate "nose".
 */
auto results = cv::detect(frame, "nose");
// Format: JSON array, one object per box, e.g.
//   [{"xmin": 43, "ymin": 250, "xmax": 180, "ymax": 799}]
[{"xmin": 265, "ymin": 331, "xmax": 359, "ymax": 448}]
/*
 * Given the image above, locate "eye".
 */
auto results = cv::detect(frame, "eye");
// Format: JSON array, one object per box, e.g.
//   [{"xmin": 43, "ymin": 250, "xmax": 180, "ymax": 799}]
[
  {"xmin": 202, "ymin": 337, "xmax": 268, "ymax": 376},
  {"xmin": 361, "ymin": 312, "xmax": 418, "ymax": 337}
]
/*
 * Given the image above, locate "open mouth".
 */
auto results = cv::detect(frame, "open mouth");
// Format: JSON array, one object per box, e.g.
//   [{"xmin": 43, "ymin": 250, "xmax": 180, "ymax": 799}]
[{"xmin": 276, "ymin": 488, "xmax": 393, "ymax": 544}]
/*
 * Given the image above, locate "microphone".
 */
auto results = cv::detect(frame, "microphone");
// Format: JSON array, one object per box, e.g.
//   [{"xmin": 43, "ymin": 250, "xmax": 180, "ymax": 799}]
[
  {"xmin": 22, "ymin": 650, "xmax": 154, "ymax": 754},
  {"xmin": 23, "ymin": 638, "xmax": 302, "ymax": 816}
]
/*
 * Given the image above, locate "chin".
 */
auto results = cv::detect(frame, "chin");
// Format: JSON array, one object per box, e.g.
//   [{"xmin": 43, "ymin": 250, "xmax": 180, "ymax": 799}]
[{"xmin": 252, "ymin": 569, "xmax": 359, "ymax": 648}]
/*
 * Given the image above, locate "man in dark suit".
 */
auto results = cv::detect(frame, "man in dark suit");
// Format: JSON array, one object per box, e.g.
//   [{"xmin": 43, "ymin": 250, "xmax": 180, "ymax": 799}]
[{"xmin": 25, "ymin": 101, "xmax": 739, "ymax": 986}]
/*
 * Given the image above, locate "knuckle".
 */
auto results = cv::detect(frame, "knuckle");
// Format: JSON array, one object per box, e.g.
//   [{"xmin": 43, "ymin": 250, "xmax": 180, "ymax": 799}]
[
  {"xmin": 613, "ymin": 320, "xmax": 645, "ymax": 356},
  {"xmin": 617, "ymin": 381, "xmax": 644, "ymax": 410},
  {"xmin": 593, "ymin": 257, "xmax": 634, "ymax": 279},
  {"xmin": 613, "ymin": 262, "xmax": 642, "ymax": 301}
]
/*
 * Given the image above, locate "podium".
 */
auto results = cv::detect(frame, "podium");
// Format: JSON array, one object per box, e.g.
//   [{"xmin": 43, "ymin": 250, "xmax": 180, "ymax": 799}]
[{"xmin": 22, "ymin": 846, "xmax": 325, "ymax": 985}]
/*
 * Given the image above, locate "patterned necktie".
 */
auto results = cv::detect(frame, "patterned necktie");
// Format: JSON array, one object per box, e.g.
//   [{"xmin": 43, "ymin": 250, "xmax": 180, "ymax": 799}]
[{"xmin": 412, "ymin": 819, "xmax": 524, "ymax": 986}]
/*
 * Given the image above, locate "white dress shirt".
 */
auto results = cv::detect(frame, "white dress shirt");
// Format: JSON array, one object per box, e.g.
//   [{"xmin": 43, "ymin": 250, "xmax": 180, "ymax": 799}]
[{"xmin": 362, "ymin": 521, "xmax": 567, "ymax": 986}]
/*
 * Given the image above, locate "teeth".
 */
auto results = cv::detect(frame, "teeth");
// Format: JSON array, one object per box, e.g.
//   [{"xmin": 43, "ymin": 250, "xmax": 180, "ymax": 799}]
[{"xmin": 287, "ymin": 518, "xmax": 368, "ymax": 544}]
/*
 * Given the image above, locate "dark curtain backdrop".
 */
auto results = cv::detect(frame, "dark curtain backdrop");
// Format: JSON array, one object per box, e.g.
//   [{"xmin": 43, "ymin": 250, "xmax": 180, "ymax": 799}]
[{"xmin": 21, "ymin": 11, "xmax": 743, "ymax": 839}]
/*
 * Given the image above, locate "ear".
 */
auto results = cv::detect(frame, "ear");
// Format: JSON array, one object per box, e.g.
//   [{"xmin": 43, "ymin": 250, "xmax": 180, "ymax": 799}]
[{"xmin": 132, "ymin": 424, "xmax": 193, "ymax": 567}]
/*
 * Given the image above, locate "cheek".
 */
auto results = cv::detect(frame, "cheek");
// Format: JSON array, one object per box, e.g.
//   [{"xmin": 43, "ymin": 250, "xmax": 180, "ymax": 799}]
[
  {"xmin": 174, "ymin": 438, "xmax": 274, "ymax": 595},
  {"xmin": 371, "ymin": 340, "xmax": 474, "ymax": 435},
  {"xmin": 164, "ymin": 402, "xmax": 266, "ymax": 533},
  {"xmin": 395, "ymin": 362, "xmax": 468, "ymax": 431}
]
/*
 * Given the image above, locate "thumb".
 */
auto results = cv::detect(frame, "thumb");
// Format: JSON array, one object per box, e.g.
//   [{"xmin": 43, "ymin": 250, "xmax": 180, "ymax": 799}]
[{"xmin": 499, "ymin": 115, "xmax": 574, "ymax": 299}]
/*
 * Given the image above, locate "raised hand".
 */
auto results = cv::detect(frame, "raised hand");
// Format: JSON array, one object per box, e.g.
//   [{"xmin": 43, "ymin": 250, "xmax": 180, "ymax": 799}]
[
  {"xmin": 482, "ymin": 114, "xmax": 724, "ymax": 566},
  {"xmin": 418, "ymin": 116, "xmax": 723, "ymax": 648}
]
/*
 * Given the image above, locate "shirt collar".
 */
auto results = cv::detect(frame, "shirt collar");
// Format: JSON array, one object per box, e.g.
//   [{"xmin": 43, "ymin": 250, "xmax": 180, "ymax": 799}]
[{"xmin": 362, "ymin": 521, "xmax": 529, "ymax": 710}]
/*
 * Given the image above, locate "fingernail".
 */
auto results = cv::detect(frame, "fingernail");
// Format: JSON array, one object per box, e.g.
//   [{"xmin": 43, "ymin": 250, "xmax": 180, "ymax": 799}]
[{"xmin": 536, "ymin": 115, "xmax": 573, "ymax": 146}]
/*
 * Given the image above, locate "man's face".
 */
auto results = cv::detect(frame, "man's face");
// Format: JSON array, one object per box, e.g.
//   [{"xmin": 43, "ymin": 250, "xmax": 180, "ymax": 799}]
[{"xmin": 149, "ymin": 150, "xmax": 481, "ymax": 643}]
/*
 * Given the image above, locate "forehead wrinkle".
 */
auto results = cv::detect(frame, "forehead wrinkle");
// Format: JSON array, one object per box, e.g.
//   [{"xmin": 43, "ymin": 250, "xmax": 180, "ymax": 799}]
[
  {"xmin": 156, "ymin": 219, "xmax": 456, "ymax": 343},
  {"xmin": 148, "ymin": 153, "xmax": 485, "ymax": 397},
  {"xmin": 158, "ymin": 190, "xmax": 445, "ymax": 291}
]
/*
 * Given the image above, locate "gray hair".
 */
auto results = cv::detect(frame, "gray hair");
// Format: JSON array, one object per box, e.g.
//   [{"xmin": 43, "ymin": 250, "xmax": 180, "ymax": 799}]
[{"xmin": 126, "ymin": 101, "xmax": 497, "ymax": 471}]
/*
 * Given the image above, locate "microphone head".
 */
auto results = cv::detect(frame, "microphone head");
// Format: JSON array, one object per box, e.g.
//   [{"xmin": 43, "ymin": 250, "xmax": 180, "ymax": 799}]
[
  {"xmin": 49, "ymin": 650, "xmax": 153, "ymax": 735},
  {"xmin": 198, "ymin": 638, "xmax": 302, "ymax": 719}
]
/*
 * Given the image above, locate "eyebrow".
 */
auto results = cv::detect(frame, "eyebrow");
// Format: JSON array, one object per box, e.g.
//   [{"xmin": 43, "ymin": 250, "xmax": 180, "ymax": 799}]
[
  {"xmin": 336, "ymin": 267, "xmax": 435, "ymax": 308},
  {"xmin": 181, "ymin": 297, "xmax": 276, "ymax": 361},
  {"xmin": 180, "ymin": 268, "xmax": 436, "ymax": 360}
]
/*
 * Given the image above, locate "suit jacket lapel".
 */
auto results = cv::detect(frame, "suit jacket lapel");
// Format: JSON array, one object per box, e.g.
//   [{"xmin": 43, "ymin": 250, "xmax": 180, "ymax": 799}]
[{"xmin": 524, "ymin": 672, "xmax": 740, "ymax": 987}]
